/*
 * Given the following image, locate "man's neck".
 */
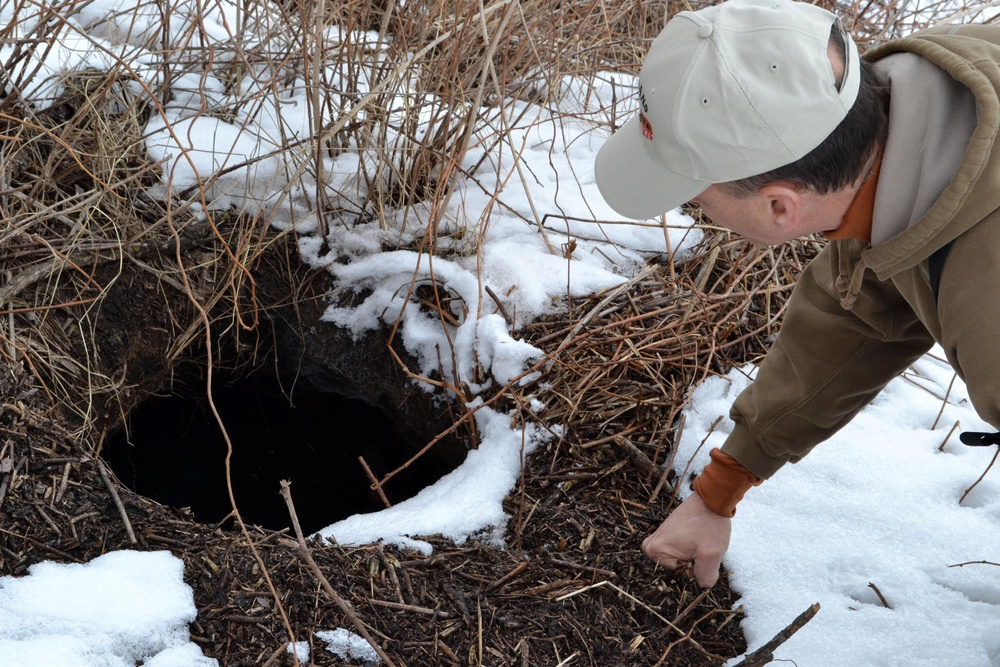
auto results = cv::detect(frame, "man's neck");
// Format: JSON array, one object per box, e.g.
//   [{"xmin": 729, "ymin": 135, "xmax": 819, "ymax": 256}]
[{"xmin": 824, "ymin": 152, "xmax": 883, "ymax": 243}]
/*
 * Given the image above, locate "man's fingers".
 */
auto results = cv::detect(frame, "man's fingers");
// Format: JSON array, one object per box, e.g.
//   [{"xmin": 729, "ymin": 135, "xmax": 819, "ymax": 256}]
[
  {"xmin": 642, "ymin": 537, "xmax": 696, "ymax": 576},
  {"xmin": 692, "ymin": 552, "xmax": 723, "ymax": 588},
  {"xmin": 646, "ymin": 538, "xmax": 718, "ymax": 586}
]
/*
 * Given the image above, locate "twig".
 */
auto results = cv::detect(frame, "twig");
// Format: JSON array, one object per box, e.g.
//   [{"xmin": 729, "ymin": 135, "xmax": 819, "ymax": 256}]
[
  {"xmin": 947, "ymin": 560, "xmax": 1000, "ymax": 568},
  {"xmin": 487, "ymin": 560, "xmax": 530, "ymax": 592},
  {"xmin": 280, "ymin": 480, "xmax": 399, "ymax": 667},
  {"xmin": 368, "ymin": 598, "xmax": 451, "ymax": 618},
  {"xmin": 649, "ymin": 414, "xmax": 686, "ymax": 503},
  {"xmin": 671, "ymin": 588, "xmax": 711, "ymax": 625},
  {"xmin": 670, "ymin": 415, "xmax": 722, "ymax": 502},
  {"xmin": 358, "ymin": 456, "xmax": 392, "ymax": 508},
  {"xmin": 261, "ymin": 643, "xmax": 289, "ymax": 667},
  {"xmin": 548, "ymin": 556, "xmax": 617, "ymax": 579},
  {"xmin": 614, "ymin": 435, "xmax": 655, "ymax": 478},
  {"xmin": 95, "ymin": 458, "xmax": 136, "ymax": 545},
  {"xmin": 438, "ymin": 640, "xmax": 460, "ymax": 664},
  {"xmin": 931, "ymin": 373, "xmax": 958, "ymax": 429},
  {"xmin": 729, "ymin": 603, "xmax": 821, "ymax": 667},
  {"xmin": 938, "ymin": 420, "xmax": 961, "ymax": 451},
  {"xmin": 960, "ymin": 444, "xmax": 1000, "ymax": 505},
  {"xmin": 0, "ymin": 455, "xmax": 12, "ymax": 512},
  {"xmin": 868, "ymin": 582, "xmax": 892, "ymax": 609},
  {"xmin": 485, "ymin": 284, "xmax": 512, "ymax": 328},
  {"xmin": 654, "ymin": 606, "xmax": 731, "ymax": 666}
]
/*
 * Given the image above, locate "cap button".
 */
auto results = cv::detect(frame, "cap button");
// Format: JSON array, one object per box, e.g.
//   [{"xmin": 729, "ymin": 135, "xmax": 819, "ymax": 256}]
[{"xmin": 697, "ymin": 24, "xmax": 713, "ymax": 39}]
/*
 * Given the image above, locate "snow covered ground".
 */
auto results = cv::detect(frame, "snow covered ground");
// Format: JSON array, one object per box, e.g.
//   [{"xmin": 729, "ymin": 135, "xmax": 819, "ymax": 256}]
[{"xmin": 1, "ymin": 1, "xmax": 998, "ymax": 665}]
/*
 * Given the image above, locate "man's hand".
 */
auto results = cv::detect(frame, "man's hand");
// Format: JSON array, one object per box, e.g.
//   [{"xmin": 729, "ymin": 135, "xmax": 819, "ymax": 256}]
[{"xmin": 642, "ymin": 492, "xmax": 732, "ymax": 588}]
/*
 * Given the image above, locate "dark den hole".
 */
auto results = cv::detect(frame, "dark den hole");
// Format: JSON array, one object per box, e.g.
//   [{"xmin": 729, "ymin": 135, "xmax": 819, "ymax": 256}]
[{"xmin": 103, "ymin": 368, "xmax": 446, "ymax": 534}]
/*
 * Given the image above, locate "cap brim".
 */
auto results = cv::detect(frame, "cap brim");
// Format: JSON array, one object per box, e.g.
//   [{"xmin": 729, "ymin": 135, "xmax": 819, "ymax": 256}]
[{"xmin": 595, "ymin": 114, "xmax": 709, "ymax": 220}]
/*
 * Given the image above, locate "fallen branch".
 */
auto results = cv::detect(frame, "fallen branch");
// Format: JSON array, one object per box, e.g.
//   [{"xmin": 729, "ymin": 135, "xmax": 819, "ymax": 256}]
[{"xmin": 729, "ymin": 602, "xmax": 821, "ymax": 667}]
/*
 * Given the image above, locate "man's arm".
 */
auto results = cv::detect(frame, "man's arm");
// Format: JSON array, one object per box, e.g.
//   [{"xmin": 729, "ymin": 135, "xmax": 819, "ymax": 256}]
[
  {"xmin": 720, "ymin": 239, "xmax": 935, "ymax": 478},
  {"xmin": 644, "ymin": 239, "xmax": 936, "ymax": 584}
]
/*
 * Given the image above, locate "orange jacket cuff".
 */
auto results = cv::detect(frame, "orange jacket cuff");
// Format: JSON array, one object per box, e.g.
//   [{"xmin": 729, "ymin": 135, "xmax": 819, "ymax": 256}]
[{"xmin": 692, "ymin": 448, "xmax": 762, "ymax": 518}]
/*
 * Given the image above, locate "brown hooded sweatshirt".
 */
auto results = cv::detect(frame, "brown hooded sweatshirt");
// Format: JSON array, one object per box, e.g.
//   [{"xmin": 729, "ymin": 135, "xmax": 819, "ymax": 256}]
[{"xmin": 695, "ymin": 25, "xmax": 1000, "ymax": 511}]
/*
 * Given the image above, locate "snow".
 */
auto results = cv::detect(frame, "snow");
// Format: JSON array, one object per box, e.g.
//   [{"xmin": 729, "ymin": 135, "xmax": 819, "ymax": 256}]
[
  {"xmin": 316, "ymin": 628, "xmax": 382, "ymax": 665},
  {"xmin": 286, "ymin": 640, "xmax": 310, "ymax": 663},
  {"xmin": 318, "ymin": 400, "xmax": 546, "ymax": 554},
  {"xmin": 678, "ymin": 355, "xmax": 1000, "ymax": 667},
  {"xmin": 0, "ymin": 0, "xmax": 997, "ymax": 665},
  {"xmin": 0, "ymin": 551, "xmax": 218, "ymax": 667}
]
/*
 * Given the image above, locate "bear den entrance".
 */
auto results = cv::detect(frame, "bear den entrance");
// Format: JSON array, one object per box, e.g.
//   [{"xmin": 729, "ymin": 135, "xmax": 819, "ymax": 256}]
[{"xmin": 102, "ymin": 361, "xmax": 464, "ymax": 535}]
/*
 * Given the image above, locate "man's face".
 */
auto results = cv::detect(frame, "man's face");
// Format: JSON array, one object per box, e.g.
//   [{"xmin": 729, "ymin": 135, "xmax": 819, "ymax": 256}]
[{"xmin": 688, "ymin": 185, "xmax": 798, "ymax": 246}]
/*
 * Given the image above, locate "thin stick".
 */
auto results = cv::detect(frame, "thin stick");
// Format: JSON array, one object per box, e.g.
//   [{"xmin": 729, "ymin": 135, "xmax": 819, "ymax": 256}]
[
  {"xmin": 484, "ymin": 284, "xmax": 512, "ymax": 328},
  {"xmin": 938, "ymin": 420, "xmax": 961, "ymax": 452},
  {"xmin": 932, "ymin": 373, "xmax": 958, "ymax": 430},
  {"xmin": 95, "ymin": 458, "xmax": 136, "ymax": 545},
  {"xmin": 358, "ymin": 456, "xmax": 392, "ymax": 508},
  {"xmin": 868, "ymin": 582, "xmax": 892, "ymax": 609},
  {"xmin": 0, "ymin": 454, "xmax": 12, "ymax": 512},
  {"xmin": 649, "ymin": 414, "xmax": 686, "ymax": 503},
  {"xmin": 671, "ymin": 588, "xmax": 710, "ymax": 626},
  {"xmin": 660, "ymin": 211, "xmax": 677, "ymax": 266},
  {"xmin": 280, "ymin": 481, "xmax": 399, "ymax": 667},
  {"xmin": 368, "ymin": 598, "xmax": 451, "ymax": 617},
  {"xmin": 959, "ymin": 445, "xmax": 1000, "ymax": 505},
  {"xmin": 487, "ymin": 560, "xmax": 530, "ymax": 592},
  {"xmin": 671, "ymin": 415, "xmax": 722, "ymax": 502},
  {"xmin": 947, "ymin": 560, "xmax": 1000, "ymax": 568},
  {"xmin": 261, "ymin": 643, "xmax": 289, "ymax": 667},
  {"xmin": 729, "ymin": 603, "xmax": 821, "ymax": 667}
]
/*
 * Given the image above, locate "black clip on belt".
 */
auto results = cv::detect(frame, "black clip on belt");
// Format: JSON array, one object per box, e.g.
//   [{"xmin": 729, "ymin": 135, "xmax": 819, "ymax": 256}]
[{"xmin": 959, "ymin": 431, "xmax": 1000, "ymax": 447}]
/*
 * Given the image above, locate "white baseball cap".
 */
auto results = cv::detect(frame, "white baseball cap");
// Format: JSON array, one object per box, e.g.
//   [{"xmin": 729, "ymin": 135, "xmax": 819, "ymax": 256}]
[{"xmin": 595, "ymin": 0, "xmax": 860, "ymax": 220}]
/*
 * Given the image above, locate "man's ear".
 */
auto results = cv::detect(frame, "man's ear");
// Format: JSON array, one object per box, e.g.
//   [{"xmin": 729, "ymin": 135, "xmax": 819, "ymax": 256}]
[{"xmin": 758, "ymin": 182, "xmax": 802, "ymax": 231}]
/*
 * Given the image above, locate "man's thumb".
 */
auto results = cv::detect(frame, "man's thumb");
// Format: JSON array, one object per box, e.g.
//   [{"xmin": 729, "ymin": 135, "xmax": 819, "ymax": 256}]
[{"xmin": 692, "ymin": 553, "xmax": 722, "ymax": 588}]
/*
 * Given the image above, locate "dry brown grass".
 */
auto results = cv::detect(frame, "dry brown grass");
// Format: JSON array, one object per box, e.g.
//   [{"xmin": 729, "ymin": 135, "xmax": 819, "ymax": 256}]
[
  {"xmin": 0, "ymin": 0, "xmax": 678, "ymax": 441},
  {"xmin": 1, "ymin": 0, "xmax": 993, "ymax": 441},
  {"xmin": 515, "ymin": 226, "xmax": 822, "ymax": 479}
]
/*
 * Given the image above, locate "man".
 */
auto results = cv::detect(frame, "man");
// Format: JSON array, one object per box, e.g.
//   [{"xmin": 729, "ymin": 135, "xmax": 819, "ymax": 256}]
[{"xmin": 595, "ymin": 0, "xmax": 1000, "ymax": 588}]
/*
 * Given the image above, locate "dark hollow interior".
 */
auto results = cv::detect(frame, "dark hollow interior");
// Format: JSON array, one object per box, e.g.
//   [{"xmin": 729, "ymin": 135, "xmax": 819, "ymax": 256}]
[{"xmin": 103, "ymin": 365, "xmax": 454, "ymax": 534}]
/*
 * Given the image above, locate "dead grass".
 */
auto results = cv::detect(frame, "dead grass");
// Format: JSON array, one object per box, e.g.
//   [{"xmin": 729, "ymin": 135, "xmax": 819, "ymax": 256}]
[
  {"xmin": 513, "ymin": 225, "xmax": 821, "ymax": 480},
  {"xmin": 3, "ymin": 0, "xmax": 994, "ymax": 439}
]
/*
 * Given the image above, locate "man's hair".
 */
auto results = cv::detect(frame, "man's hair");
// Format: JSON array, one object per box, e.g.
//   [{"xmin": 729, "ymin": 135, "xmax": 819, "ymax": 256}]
[{"xmin": 720, "ymin": 25, "xmax": 889, "ymax": 197}]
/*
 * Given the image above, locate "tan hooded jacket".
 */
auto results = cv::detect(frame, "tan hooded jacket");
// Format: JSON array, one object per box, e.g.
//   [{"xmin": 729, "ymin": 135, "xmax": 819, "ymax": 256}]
[{"xmin": 720, "ymin": 25, "xmax": 1000, "ymax": 479}]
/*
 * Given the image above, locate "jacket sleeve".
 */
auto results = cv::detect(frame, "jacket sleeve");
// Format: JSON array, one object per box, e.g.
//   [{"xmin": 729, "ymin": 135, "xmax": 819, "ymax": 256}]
[
  {"xmin": 936, "ymin": 214, "xmax": 1000, "ymax": 433},
  {"xmin": 721, "ymin": 239, "xmax": 936, "ymax": 479}
]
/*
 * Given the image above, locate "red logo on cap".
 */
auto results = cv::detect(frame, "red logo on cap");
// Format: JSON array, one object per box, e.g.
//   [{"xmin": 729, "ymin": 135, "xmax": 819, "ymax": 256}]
[{"xmin": 640, "ymin": 112, "xmax": 653, "ymax": 141}]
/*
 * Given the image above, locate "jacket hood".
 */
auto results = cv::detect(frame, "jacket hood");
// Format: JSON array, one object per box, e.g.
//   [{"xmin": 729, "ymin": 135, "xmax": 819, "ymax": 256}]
[{"xmin": 861, "ymin": 25, "xmax": 1000, "ymax": 281}]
